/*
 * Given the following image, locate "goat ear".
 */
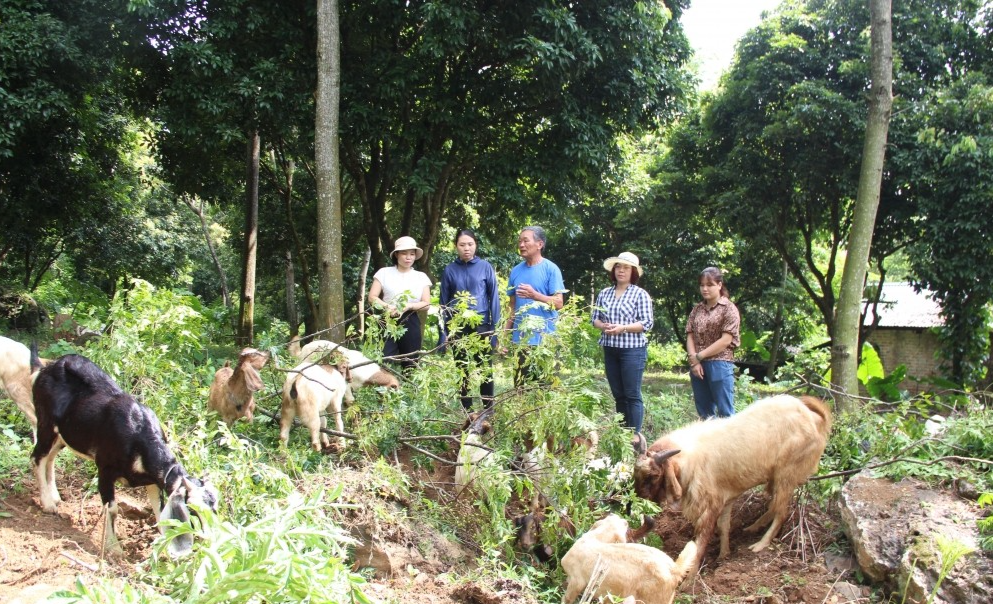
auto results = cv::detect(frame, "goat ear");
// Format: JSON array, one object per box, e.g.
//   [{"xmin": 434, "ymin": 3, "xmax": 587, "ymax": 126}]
[
  {"xmin": 664, "ymin": 459, "xmax": 682, "ymax": 501},
  {"xmin": 244, "ymin": 366, "xmax": 264, "ymax": 392}
]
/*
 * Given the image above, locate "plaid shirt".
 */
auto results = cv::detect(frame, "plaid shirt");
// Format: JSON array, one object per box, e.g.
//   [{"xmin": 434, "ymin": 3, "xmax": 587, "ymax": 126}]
[{"xmin": 592, "ymin": 284, "xmax": 653, "ymax": 348}]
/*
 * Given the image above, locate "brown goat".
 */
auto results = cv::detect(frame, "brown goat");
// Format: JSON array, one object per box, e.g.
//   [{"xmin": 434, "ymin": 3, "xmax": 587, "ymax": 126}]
[
  {"xmin": 208, "ymin": 348, "xmax": 269, "ymax": 425},
  {"xmin": 633, "ymin": 394, "xmax": 831, "ymax": 573}
]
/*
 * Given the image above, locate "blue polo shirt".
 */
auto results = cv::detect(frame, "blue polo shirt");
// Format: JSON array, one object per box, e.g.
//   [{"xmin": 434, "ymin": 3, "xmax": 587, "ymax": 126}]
[{"xmin": 507, "ymin": 258, "xmax": 567, "ymax": 345}]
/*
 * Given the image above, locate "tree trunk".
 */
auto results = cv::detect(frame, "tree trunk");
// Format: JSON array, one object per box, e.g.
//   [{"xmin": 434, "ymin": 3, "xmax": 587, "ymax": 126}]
[
  {"xmin": 183, "ymin": 195, "xmax": 230, "ymax": 307},
  {"xmin": 830, "ymin": 0, "xmax": 892, "ymax": 411},
  {"xmin": 237, "ymin": 129, "xmax": 260, "ymax": 346},
  {"xmin": 285, "ymin": 248, "xmax": 299, "ymax": 335},
  {"xmin": 315, "ymin": 0, "xmax": 345, "ymax": 341},
  {"xmin": 766, "ymin": 260, "xmax": 788, "ymax": 380},
  {"xmin": 358, "ymin": 246, "xmax": 371, "ymax": 337}
]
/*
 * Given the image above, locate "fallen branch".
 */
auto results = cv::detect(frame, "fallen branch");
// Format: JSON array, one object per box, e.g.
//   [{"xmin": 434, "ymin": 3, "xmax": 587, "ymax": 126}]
[{"xmin": 812, "ymin": 454, "xmax": 992, "ymax": 481}]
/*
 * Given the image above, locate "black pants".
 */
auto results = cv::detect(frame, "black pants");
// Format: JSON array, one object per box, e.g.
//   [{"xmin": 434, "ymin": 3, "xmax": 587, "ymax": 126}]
[
  {"xmin": 449, "ymin": 325, "xmax": 495, "ymax": 409},
  {"xmin": 383, "ymin": 311, "xmax": 422, "ymax": 373}
]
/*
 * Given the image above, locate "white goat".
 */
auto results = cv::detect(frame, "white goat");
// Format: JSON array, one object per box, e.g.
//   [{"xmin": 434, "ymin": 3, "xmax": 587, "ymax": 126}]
[
  {"xmin": 454, "ymin": 408, "xmax": 496, "ymax": 492},
  {"xmin": 297, "ymin": 340, "xmax": 399, "ymax": 397},
  {"xmin": 0, "ymin": 335, "xmax": 36, "ymax": 426},
  {"xmin": 279, "ymin": 358, "xmax": 351, "ymax": 451},
  {"xmin": 208, "ymin": 348, "xmax": 268, "ymax": 425},
  {"xmin": 561, "ymin": 514, "xmax": 696, "ymax": 604},
  {"xmin": 634, "ymin": 394, "xmax": 832, "ymax": 572}
]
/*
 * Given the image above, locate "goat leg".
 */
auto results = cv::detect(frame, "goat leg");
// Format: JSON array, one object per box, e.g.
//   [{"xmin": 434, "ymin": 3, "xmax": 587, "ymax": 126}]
[
  {"xmin": 717, "ymin": 502, "xmax": 734, "ymax": 559},
  {"xmin": 101, "ymin": 501, "xmax": 125, "ymax": 558},
  {"xmin": 748, "ymin": 485, "xmax": 792, "ymax": 553}
]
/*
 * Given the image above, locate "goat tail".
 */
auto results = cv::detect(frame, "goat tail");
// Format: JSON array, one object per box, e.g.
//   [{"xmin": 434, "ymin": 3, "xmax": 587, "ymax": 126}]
[
  {"xmin": 30, "ymin": 340, "xmax": 42, "ymax": 372},
  {"xmin": 287, "ymin": 374, "xmax": 301, "ymax": 401},
  {"xmin": 674, "ymin": 539, "xmax": 698, "ymax": 581},
  {"xmin": 798, "ymin": 395, "xmax": 833, "ymax": 437}
]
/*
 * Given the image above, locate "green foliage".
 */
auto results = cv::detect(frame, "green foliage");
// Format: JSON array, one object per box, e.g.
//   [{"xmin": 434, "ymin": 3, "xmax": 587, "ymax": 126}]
[
  {"xmin": 646, "ymin": 341, "xmax": 688, "ymax": 371},
  {"xmin": 978, "ymin": 493, "xmax": 993, "ymax": 552},
  {"xmin": 0, "ymin": 423, "xmax": 31, "ymax": 491},
  {"xmin": 54, "ymin": 490, "xmax": 370, "ymax": 604},
  {"xmin": 821, "ymin": 396, "xmax": 993, "ymax": 497},
  {"xmin": 739, "ymin": 328, "xmax": 771, "ymax": 362}
]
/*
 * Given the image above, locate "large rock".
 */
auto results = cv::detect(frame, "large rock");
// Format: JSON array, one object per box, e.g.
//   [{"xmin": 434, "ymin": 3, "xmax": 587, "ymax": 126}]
[{"xmin": 839, "ymin": 471, "xmax": 993, "ymax": 604}]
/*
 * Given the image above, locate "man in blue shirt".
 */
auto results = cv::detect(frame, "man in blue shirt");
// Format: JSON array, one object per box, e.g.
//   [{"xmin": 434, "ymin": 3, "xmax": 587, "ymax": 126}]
[{"xmin": 503, "ymin": 225, "xmax": 566, "ymax": 385}]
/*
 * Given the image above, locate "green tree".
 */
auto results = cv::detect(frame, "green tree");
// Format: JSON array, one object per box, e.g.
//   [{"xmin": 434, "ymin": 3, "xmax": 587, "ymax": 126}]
[
  {"xmin": 339, "ymin": 0, "xmax": 694, "ymax": 270},
  {"xmin": 900, "ymin": 76, "xmax": 993, "ymax": 383},
  {"xmin": 0, "ymin": 0, "xmax": 198, "ymax": 294}
]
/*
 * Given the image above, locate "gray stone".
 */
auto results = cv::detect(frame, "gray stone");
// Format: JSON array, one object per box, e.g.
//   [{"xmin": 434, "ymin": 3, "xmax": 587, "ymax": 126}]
[{"xmin": 838, "ymin": 471, "xmax": 993, "ymax": 604}]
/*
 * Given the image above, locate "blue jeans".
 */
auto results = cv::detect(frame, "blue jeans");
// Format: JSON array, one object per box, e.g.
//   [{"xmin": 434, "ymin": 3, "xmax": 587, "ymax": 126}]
[
  {"xmin": 603, "ymin": 346, "xmax": 647, "ymax": 433},
  {"xmin": 691, "ymin": 360, "xmax": 736, "ymax": 419}
]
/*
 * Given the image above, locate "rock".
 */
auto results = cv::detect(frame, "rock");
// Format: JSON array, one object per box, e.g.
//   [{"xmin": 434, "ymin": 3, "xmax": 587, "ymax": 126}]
[
  {"xmin": 831, "ymin": 581, "xmax": 869, "ymax": 601},
  {"xmin": 839, "ymin": 471, "xmax": 993, "ymax": 604}
]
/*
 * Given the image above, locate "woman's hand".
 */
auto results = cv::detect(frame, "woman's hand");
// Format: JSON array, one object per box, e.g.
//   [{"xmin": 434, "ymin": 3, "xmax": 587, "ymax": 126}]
[
  {"xmin": 691, "ymin": 361, "xmax": 705, "ymax": 379},
  {"xmin": 604, "ymin": 323, "xmax": 625, "ymax": 336}
]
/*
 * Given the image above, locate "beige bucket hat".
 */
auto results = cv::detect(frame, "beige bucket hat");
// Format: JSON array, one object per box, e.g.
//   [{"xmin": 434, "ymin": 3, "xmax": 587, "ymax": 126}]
[
  {"xmin": 603, "ymin": 251, "xmax": 643, "ymax": 276},
  {"xmin": 390, "ymin": 236, "xmax": 424, "ymax": 260}
]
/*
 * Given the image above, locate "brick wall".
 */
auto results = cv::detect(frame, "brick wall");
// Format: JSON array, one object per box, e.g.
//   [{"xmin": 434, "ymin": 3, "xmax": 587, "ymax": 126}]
[{"xmin": 866, "ymin": 328, "xmax": 942, "ymax": 395}]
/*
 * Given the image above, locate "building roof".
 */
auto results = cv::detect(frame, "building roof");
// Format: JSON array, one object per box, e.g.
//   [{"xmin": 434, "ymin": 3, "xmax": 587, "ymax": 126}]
[{"xmin": 864, "ymin": 282, "xmax": 943, "ymax": 329}]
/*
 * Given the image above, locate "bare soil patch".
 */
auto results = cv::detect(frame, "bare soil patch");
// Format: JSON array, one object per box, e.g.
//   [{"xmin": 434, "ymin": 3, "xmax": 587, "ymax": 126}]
[{"xmin": 1, "ymin": 452, "xmax": 859, "ymax": 604}]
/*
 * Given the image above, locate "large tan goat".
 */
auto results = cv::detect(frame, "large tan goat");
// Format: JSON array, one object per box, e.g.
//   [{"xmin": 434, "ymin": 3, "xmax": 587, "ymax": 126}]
[
  {"xmin": 561, "ymin": 514, "xmax": 696, "ymax": 604},
  {"xmin": 633, "ymin": 394, "xmax": 831, "ymax": 573}
]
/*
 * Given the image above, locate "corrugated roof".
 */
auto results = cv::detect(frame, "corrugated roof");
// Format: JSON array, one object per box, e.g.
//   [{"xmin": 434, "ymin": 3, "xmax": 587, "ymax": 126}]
[{"xmin": 863, "ymin": 282, "xmax": 943, "ymax": 329}]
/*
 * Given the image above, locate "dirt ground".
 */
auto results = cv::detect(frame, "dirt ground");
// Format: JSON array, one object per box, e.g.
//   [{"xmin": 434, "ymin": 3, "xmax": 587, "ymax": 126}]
[{"xmin": 1, "ymin": 454, "xmax": 857, "ymax": 604}]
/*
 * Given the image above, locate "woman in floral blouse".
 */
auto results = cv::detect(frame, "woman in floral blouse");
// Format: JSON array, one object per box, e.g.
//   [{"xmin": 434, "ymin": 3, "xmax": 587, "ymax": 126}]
[{"xmin": 685, "ymin": 266, "xmax": 740, "ymax": 418}]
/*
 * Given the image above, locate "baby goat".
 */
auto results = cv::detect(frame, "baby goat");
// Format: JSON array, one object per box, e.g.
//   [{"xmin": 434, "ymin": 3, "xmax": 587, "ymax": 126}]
[
  {"xmin": 31, "ymin": 353, "xmax": 218, "ymax": 558},
  {"xmin": 0, "ymin": 335, "xmax": 37, "ymax": 427},
  {"xmin": 280, "ymin": 357, "xmax": 351, "ymax": 451},
  {"xmin": 208, "ymin": 348, "xmax": 269, "ymax": 425},
  {"xmin": 634, "ymin": 394, "xmax": 831, "ymax": 573},
  {"xmin": 561, "ymin": 514, "xmax": 696, "ymax": 604}
]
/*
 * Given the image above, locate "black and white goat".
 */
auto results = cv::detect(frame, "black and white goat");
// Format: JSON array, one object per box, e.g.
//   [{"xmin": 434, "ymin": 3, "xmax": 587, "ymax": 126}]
[{"xmin": 31, "ymin": 353, "xmax": 218, "ymax": 558}]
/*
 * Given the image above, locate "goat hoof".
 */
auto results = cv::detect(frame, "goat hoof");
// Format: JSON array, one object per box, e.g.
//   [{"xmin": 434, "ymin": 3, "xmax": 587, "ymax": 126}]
[{"xmin": 748, "ymin": 541, "xmax": 770, "ymax": 553}]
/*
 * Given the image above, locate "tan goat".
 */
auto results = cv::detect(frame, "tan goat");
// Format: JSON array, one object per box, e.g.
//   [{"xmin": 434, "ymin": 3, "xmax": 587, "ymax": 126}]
[
  {"xmin": 633, "ymin": 394, "xmax": 831, "ymax": 573},
  {"xmin": 208, "ymin": 348, "xmax": 269, "ymax": 425},
  {"xmin": 561, "ymin": 514, "xmax": 696, "ymax": 604},
  {"xmin": 1, "ymin": 335, "xmax": 38, "ymax": 427},
  {"xmin": 279, "ymin": 357, "xmax": 351, "ymax": 451}
]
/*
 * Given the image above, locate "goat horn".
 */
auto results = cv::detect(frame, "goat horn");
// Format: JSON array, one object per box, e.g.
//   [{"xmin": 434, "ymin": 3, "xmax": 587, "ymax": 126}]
[{"xmin": 652, "ymin": 449, "xmax": 681, "ymax": 465}]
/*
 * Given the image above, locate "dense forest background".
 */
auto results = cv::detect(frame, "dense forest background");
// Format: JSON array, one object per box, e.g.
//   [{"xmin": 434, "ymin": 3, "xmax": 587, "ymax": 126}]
[{"xmin": 2, "ymin": 0, "xmax": 992, "ymax": 387}]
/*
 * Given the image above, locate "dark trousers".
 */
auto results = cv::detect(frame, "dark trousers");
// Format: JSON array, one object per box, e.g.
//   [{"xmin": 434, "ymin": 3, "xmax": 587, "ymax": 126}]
[
  {"xmin": 449, "ymin": 325, "xmax": 495, "ymax": 410},
  {"xmin": 383, "ymin": 311, "xmax": 422, "ymax": 373},
  {"xmin": 603, "ymin": 345, "xmax": 647, "ymax": 433}
]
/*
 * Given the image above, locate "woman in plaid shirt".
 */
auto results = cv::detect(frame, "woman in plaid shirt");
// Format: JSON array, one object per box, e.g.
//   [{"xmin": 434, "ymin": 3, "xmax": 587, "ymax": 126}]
[{"xmin": 592, "ymin": 252, "xmax": 654, "ymax": 439}]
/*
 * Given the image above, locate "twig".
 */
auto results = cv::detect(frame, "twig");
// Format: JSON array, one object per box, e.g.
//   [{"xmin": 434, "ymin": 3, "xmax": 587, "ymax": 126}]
[
  {"xmin": 61, "ymin": 551, "xmax": 98, "ymax": 572},
  {"xmin": 812, "ymin": 454, "xmax": 993, "ymax": 481}
]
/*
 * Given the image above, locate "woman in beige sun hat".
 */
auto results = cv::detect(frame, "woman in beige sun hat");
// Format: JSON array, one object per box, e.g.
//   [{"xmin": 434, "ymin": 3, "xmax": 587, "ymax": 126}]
[
  {"xmin": 368, "ymin": 236, "xmax": 431, "ymax": 373},
  {"xmin": 591, "ymin": 251, "xmax": 653, "ymax": 448}
]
